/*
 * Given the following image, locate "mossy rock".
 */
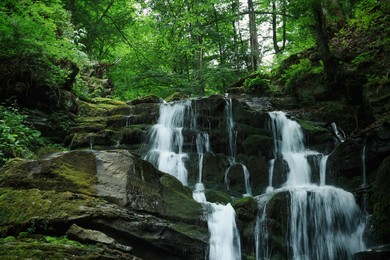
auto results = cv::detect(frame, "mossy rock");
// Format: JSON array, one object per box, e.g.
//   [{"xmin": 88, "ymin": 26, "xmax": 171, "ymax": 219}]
[
  {"xmin": 68, "ymin": 130, "xmax": 121, "ymax": 150},
  {"xmin": 165, "ymin": 92, "xmax": 189, "ymax": 102},
  {"xmin": 232, "ymin": 196, "xmax": 257, "ymax": 221},
  {"xmin": 0, "ymin": 188, "xmax": 103, "ymax": 229},
  {"xmin": 297, "ymin": 119, "xmax": 334, "ymax": 152},
  {"xmin": 242, "ymin": 134, "xmax": 273, "ymax": 157},
  {"xmin": 205, "ymin": 189, "xmax": 232, "ymax": 204},
  {"xmin": 0, "ymin": 235, "xmax": 136, "ymax": 259},
  {"xmin": 370, "ymin": 156, "xmax": 390, "ymax": 244},
  {"xmin": 311, "ymin": 101, "xmax": 358, "ymax": 132},
  {"xmin": 0, "ymin": 151, "xmax": 97, "ymax": 195},
  {"xmin": 160, "ymin": 174, "xmax": 203, "ymax": 222},
  {"xmin": 89, "ymin": 97, "xmax": 126, "ymax": 106},
  {"xmin": 77, "ymin": 99, "xmax": 129, "ymax": 117}
]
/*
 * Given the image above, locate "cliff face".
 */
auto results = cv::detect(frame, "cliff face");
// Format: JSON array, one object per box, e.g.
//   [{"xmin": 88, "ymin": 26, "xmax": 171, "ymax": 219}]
[{"xmin": 0, "ymin": 91, "xmax": 389, "ymax": 258}]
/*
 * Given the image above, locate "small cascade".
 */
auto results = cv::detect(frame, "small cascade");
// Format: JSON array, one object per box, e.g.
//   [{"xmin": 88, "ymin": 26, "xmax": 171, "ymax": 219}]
[
  {"xmin": 207, "ymin": 203, "xmax": 242, "ymax": 260},
  {"xmin": 225, "ymin": 98, "xmax": 237, "ymax": 162},
  {"xmin": 144, "ymin": 99, "xmax": 242, "ymax": 259},
  {"xmin": 319, "ymin": 155, "xmax": 329, "ymax": 186},
  {"xmin": 289, "ymin": 185, "xmax": 366, "ymax": 260},
  {"xmin": 143, "ymin": 101, "xmax": 190, "ymax": 185},
  {"xmin": 88, "ymin": 133, "xmax": 94, "ymax": 150},
  {"xmin": 254, "ymin": 194, "xmax": 273, "ymax": 260},
  {"xmin": 225, "ymin": 98, "xmax": 253, "ymax": 196},
  {"xmin": 362, "ymin": 143, "xmax": 367, "ymax": 187},
  {"xmin": 242, "ymin": 164, "xmax": 252, "ymax": 196},
  {"xmin": 265, "ymin": 159, "xmax": 275, "ymax": 193},
  {"xmin": 193, "ymin": 132, "xmax": 210, "ymax": 203},
  {"xmin": 268, "ymin": 111, "xmax": 312, "ymax": 187},
  {"xmin": 255, "ymin": 111, "xmax": 366, "ymax": 259}
]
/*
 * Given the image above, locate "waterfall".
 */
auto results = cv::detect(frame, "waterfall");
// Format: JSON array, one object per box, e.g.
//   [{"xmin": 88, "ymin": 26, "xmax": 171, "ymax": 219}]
[
  {"xmin": 268, "ymin": 111, "xmax": 312, "ymax": 186},
  {"xmin": 255, "ymin": 111, "xmax": 366, "ymax": 259},
  {"xmin": 320, "ymin": 155, "xmax": 329, "ymax": 186},
  {"xmin": 362, "ymin": 144, "xmax": 367, "ymax": 186},
  {"xmin": 144, "ymin": 99, "xmax": 242, "ymax": 260},
  {"xmin": 289, "ymin": 185, "xmax": 366, "ymax": 260},
  {"xmin": 193, "ymin": 132, "xmax": 210, "ymax": 203},
  {"xmin": 208, "ymin": 203, "xmax": 242, "ymax": 260},
  {"xmin": 265, "ymin": 159, "xmax": 275, "ymax": 192},
  {"xmin": 225, "ymin": 98, "xmax": 253, "ymax": 196},
  {"xmin": 226, "ymin": 98, "xmax": 236, "ymax": 162},
  {"xmin": 143, "ymin": 101, "xmax": 190, "ymax": 185}
]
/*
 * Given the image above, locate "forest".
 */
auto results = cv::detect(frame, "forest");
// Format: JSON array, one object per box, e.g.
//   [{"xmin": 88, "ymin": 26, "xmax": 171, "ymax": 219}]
[{"xmin": 0, "ymin": 0, "xmax": 389, "ymax": 259}]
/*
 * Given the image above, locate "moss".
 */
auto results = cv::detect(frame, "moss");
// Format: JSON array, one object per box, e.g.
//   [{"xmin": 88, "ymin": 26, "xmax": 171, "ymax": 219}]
[
  {"xmin": 171, "ymin": 222, "xmax": 208, "ymax": 241},
  {"xmin": 52, "ymin": 164, "xmax": 96, "ymax": 195},
  {"xmin": 160, "ymin": 174, "xmax": 203, "ymax": 221},
  {"xmin": 205, "ymin": 189, "xmax": 232, "ymax": 204},
  {"xmin": 77, "ymin": 99, "xmax": 129, "ymax": 117},
  {"xmin": 90, "ymin": 97, "xmax": 126, "ymax": 106},
  {"xmin": 242, "ymin": 135, "xmax": 273, "ymax": 155},
  {"xmin": 297, "ymin": 119, "xmax": 333, "ymax": 147},
  {"xmin": 232, "ymin": 196, "xmax": 257, "ymax": 220},
  {"xmin": 370, "ymin": 156, "xmax": 390, "ymax": 243},
  {"xmin": 0, "ymin": 151, "xmax": 97, "ymax": 195},
  {"xmin": 0, "ymin": 188, "xmax": 102, "ymax": 228},
  {"xmin": 165, "ymin": 92, "xmax": 189, "ymax": 102},
  {"xmin": 0, "ymin": 235, "xmax": 110, "ymax": 259}
]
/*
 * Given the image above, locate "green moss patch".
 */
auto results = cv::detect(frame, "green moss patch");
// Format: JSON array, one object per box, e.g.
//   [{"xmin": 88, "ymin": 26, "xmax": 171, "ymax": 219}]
[
  {"xmin": 0, "ymin": 235, "xmax": 134, "ymax": 259},
  {"xmin": 0, "ymin": 151, "xmax": 97, "ymax": 195},
  {"xmin": 160, "ymin": 174, "xmax": 203, "ymax": 221},
  {"xmin": 0, "ymin": 188, "xmax": 101, "ymax": 228},
  {"xmin": 205, "ymin": 189, "xmax": 232, "ymax": 204}
]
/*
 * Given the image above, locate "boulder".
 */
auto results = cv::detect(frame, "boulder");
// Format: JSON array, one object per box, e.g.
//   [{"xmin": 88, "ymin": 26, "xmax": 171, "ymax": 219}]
[{"xmin": 0, "ymin": 150, "xmax": 208, "ymax": 259}]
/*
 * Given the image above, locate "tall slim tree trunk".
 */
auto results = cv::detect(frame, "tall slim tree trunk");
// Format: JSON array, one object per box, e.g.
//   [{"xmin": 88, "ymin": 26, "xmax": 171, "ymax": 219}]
[
  {"xmin": 312, "ymin": 0, "xmax": 337, "ymax": 83},
  {"xmin": 272, "ymin": 0, "xmax": 280, "ymax": 54},
  {"xmin": 199, "ymin": 35, "xmax": 205, "ymax": 96},
  {"xmin": 248, "ymin": 0, "xmax": 260, "ymax": 71}
]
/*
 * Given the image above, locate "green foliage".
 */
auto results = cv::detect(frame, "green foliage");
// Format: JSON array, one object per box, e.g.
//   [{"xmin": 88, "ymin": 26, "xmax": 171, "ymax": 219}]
[
  {"xmin": 352, "ymin": 51, "xmax": 374, "ymax": 65},
  {"xmin": 44, "ymin": 236, "xmax": 88, "ymax": 248},
  {"xmin": 350, "ymin": 0, "xmax": 381, "ymax": 30},
  {"xmin": 0, "ymin": 106, "xmax": 47, "ymax": 165},
  {"xmin": 0, "ymin": 0, "xmax": 90, "ymax": 100},
  {"xmin": 0, "ymin": 236, "xmax": 16, "ymax": 244},
  {"xmin": 280, "ymin": 58, "xmax": 323, "ymax": 90},
  {"xmin": 243, "ymin": 75, "xmax": 271, "ymax": 93}
]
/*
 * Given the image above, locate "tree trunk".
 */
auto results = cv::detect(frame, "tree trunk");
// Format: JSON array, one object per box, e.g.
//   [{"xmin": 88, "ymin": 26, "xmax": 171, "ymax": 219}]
[
  {"xmin": 272, "ymin": 0, "xmax": 280, "ymax": 54},
  {"xmin": 199, "ymin": 35, "xmax": 205, "ymax": 96},
  {"xmin": 248, "ymin": 0, "xmax": 260, "ymax": 71},
  {"xmin": 312, "ymin": 0, "xmax": 337, "ymax": 83}
]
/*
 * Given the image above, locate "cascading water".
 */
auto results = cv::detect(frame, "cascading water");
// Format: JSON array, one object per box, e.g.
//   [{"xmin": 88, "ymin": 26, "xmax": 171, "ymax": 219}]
[
  {"xmin": 255, "ymin": 111, "xmax": 366, "ymax": 260},
  {"xmin": 143, "ymin": 101, "xmax": 190, "ymax": 185},
  {"xmin": 225, "ymin": 98, "xmax": 252, "ymax": 196},
  {"xmin": 144, "ymin": 99, "xmax": 242, "ymax": 260}
]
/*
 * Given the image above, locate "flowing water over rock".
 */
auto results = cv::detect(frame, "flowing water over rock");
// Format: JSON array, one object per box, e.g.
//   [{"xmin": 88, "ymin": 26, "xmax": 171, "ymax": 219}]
[
  {"xmin": 255, "ymin": 111, "xmax": 366, "ymax": 260},
  {"xmin": 144, "ymin": 99, "xmax": 242, "ymax": 260}
]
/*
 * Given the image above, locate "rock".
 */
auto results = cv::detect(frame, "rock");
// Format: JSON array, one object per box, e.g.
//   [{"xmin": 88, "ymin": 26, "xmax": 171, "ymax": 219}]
[
  {"xmin": 66, "ymin": 223, "xmax": 116, "ymax": 245},
  {"xmin": 327, "ymin": 139, "xmax": 363, "ymax": 189},
  {"xmin": 0, "ymin": 235, "xmax": 139, "ymax": 259},
  {"xmin": 0, "ymin": 151, "xmax": 97, "ymax": 195},
  {"xmin": 0, "ymin": 149, "xmax": 208, "ymax": 259},
  {"xmin": 297, "ymin": 119, "xmax": 334, "ymax": 153},
  {"xmin": 165, "ymin": 92, "xmax": 189, "ymax": 102},
  {"xmin": 353, "ymin": 244, "xmax": 390, "ymax": 260},
  {"xmin": 205, "ymin": 189, "xmax": 233, "ymax": 204}
]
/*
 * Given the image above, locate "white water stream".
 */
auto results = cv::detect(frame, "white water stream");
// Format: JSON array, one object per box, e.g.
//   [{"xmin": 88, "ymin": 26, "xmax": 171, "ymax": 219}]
[
  {"xmin": 255, "ymin": 111, "xmax": 366, "ymax": 260},
  {"xmin": 144, "ymin": 99, "xmax": 242, "ymax": 260}
]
